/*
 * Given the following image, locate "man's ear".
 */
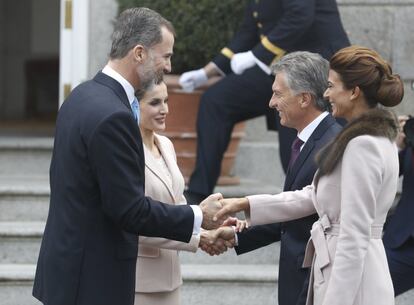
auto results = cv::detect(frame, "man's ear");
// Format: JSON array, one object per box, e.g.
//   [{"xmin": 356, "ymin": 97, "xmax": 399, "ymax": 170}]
[
  {"xmin": 300, "ymin": 92, "xmax": 312, "ymax": 108},
  {"xmin": 350, "ymin": 86, "xmax": 361, "ymax": 101},
  {"xmin": 132, "ymin": 44, "xmax": 146, "ymax": 63}
]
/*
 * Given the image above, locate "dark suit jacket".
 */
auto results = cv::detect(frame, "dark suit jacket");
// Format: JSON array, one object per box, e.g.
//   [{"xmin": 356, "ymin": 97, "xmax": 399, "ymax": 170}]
[
  {"xmin": 213, "ymin": 0, "xmax": 350, "ymax": 74},
  {"xmin": 383, "ymin": 147, "xmax": 414, "ymax": 250},
  {"xmin": 33, "ymin": 72, "xmax": 194, "ymax": 305},
  {"xmin": 235, "ymin": 114, "xmax": 342, "ymax": 305}
]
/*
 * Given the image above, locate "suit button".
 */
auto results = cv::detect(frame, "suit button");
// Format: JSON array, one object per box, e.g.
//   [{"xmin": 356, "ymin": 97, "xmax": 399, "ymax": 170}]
[
  {"xmin": 257, "ymin": 22, "xmax": 263, "ymax": 28},
  {"xmin": 253, "ymin": 11, "xmax": 258, "ymax": 18},
  {"xmin": 281, "ymin": 229, "xmax": 285, "ymax": 234}
]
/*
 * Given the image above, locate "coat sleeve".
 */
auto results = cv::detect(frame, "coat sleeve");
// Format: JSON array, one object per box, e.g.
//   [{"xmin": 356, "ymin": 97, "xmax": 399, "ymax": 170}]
[
  {"xmin": 235, "ymin": 223, "xmax": 281, "ymax": 255},
  {"xmin": 138, "ymin": 234, "xmax": 199, "ymax": 253},
  {"xmin": 88, "ymin": 111, "xmax": 194, "ymax": 242},
  {"xmin": 247, "ymin": 185, "xmax": 316, "ymax": 226},
  {"xmin": 251, "ymin": 0, "xmax": 315, "ymax": 66},
  {"xmin": 212, "ymin": 2, "xmax": 258, "ymax": 74},
  {"xmin": 322, "ymin": 136, "xmax": 383, "ymax": 305}
]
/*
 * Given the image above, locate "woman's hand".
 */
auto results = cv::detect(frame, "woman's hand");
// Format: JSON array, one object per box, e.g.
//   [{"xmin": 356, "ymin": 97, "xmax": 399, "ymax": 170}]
[
  {"xmin": 222, "ymin": 217, "xmax": 249, "ymax": 232},
  {"xmin": 214, "ymin": 197, "xmax": 250, "ymax": 222}
]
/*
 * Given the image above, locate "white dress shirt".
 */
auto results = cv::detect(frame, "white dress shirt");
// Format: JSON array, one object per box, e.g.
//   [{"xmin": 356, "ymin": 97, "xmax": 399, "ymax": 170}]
[{"xmin": 297, "ymin": 111, "xmax": 329, "ymax": 150}]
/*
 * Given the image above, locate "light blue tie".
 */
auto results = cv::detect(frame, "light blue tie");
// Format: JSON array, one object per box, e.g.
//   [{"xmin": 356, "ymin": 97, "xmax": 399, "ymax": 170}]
[{"xmin": 131, "ymin": 98, "xmax": 140, "ymax": 123}]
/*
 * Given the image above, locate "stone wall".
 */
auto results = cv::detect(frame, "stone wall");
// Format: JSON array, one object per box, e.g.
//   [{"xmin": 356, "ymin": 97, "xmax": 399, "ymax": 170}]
[
  {"xmin": 0, "ymin": 1, "xmax": 4, "ymax": 118},
  {"xmin": 338, "ymin": 0, "xmax": 414, "ymax": 114},
  {"xmin": 88, "ymin": 0, "xmax": 118, "ymax": 79}
]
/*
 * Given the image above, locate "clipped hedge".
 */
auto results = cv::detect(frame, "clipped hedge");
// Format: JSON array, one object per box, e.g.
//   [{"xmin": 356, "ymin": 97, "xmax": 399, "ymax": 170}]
[{"xmin": 117, "ymin": 0, "xmax": 246, "ymax": 74}]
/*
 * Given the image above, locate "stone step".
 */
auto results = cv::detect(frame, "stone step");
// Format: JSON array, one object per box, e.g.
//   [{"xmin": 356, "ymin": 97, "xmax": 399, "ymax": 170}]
[
  {"xmin": 1, "ymin": 264, "xmax": 413, "ymax": 305},
  {"xmin": 0, "ymin": 222, "xmax": 44, "ymax": 264},
  {"xmin": 0, "ymin": 220, "xmax": 280, "ymax": 265},
  {"xmin": 0, "ymin": 264, "xmax": 278, "ymax": 305},
  {"xmin": 0, "ymin": 264, "xmax": 41, "ymax": 305},
  {"xmin": 0, "ymin": 174, "xmax": 281, "ymax": 222},
  {"xmin": 180, "ymin": 242, "xmax": 280, "ymax": 265},
  {"xmin": 0, "ymin": 138, "xmax": 53, "ymax": 176},
  {"xmin": 234, "ymin": 141, "xmax": 285, "ymax": 187},
  {"xmin": 0, "ymin": 178, "xmax": 49, "ymax": 222},
  {"xmin": 0, "ymin": 135, "xmax": 285, "ymax": 186}
]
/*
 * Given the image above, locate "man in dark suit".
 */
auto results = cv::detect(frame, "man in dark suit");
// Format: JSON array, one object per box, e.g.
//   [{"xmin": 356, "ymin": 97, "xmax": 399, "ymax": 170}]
[
  {"xmin": 383, "ymin": 116, "xmax": 414, "ymax": 296},
  {"xmin": 32, "ymin": 8, "xmax": 224, "ymax": 305},
  {"xmin": 179, "ymin": 0, "xmax": 350, "ymax": 203},
  {"xmin": 234, "ymin": 51, "xmax": 342, "ymax": 305}
]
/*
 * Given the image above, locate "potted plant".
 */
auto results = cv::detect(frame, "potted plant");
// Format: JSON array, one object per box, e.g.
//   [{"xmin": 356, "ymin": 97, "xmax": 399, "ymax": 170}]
[{"xmin": 117, "ymin": 0, "xmax": 247, "ymax": 185}]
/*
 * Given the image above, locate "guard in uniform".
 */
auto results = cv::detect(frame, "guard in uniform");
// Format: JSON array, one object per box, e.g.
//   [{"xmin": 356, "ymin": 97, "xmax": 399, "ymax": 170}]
[{"xmin": 179, "ymin": 0, "xmax": 350, "ymax": 203}]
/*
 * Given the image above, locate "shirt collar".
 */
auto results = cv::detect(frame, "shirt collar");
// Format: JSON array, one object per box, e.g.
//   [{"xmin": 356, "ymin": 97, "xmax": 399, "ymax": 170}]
[
  {"xmin": 102, "ymin": 65, "xmax": 136, "ymax": 106},
  {"xmin": 297, "ymin": 111, "xmax": 329, "ymax": 149}
]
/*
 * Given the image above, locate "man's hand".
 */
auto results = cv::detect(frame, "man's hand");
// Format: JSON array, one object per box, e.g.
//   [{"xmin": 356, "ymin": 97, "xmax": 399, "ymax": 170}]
[
  {"xmin": 178, "ymin": 68, "xmax": 208, "ymax": 92},
  {"xmin": 199, "ymin": 227, "xmax": 236, "ymax": 256},
  {"xmin": 200, "ymin": 193, "xmax": 224, "ymax": 230},
  {"xmin": 214, "ymin": 197, "xmax": 250, "ymax": 222},
  {"xmin": 230, "ymin": 51, "xmax": 256, "ymax": 75}
]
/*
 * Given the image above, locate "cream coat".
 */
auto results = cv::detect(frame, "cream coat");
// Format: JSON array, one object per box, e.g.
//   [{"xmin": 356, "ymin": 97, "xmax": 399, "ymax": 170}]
[
  {"xmin": 135, "ymin": 134, "xmax": 199, "ymax": 293},
  {"xmin": 246, "ymin": 135, "xmax": 399, "ymax": 305}
]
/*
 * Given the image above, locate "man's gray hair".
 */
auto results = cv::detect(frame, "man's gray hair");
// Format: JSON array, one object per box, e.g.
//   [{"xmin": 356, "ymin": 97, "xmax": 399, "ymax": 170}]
[
  {"xmin": 271, "ymin": 51, "xmax": 330, "ymax": 111},
  {"xmin": 109, "ymin": 7, "xmax": 175, "ymax": 59}
]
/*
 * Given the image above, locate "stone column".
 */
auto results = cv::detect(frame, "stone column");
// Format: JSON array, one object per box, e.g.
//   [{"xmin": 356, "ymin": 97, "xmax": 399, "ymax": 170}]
[{"xmin": 88, "ymin": 0, "xmax": 118, "ymax": 77}]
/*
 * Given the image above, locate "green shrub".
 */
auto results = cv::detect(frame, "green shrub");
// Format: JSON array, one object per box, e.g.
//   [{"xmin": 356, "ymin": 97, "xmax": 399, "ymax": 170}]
[{"xmin": 117, "ymin": 0, "xmax": 246, "ymax": 74}]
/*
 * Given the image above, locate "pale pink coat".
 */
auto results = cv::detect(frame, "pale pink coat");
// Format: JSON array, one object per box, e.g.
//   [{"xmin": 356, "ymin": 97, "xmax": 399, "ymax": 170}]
[
  {"xmin": 135, "ymin": 134, "xmax": 199, "ymax": 295},
  {"xmin": 246, "ymin": 135, "xmax": 399, "ymax": 305}
]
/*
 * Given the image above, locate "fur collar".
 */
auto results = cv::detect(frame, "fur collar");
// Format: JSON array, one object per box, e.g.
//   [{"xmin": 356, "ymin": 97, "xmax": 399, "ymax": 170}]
[{"xmin": 315, "ymin": 108, "xmax": 399, "ymax": 183}]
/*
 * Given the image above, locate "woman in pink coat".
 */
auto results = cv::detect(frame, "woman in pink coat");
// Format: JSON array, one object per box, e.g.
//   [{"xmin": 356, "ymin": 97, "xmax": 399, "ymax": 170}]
[
  {"xmin": 134, "ymin": 81, "xmax": 234, "ymax": 305},
  {"xmin": 215, "ymin": 46, "xmax": 404, "ymax": 305}
]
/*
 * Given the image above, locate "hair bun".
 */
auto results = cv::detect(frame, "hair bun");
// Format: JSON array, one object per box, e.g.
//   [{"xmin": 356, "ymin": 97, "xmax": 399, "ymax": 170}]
[{"xmin": 376, "ymin": 73, "xmax": 404, "ymax": 107}]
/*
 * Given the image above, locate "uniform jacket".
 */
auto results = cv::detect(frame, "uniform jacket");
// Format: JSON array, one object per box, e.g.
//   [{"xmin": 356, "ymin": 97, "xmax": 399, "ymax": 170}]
[
  {"xmin": 213, "ymin": 0, "xmax": 350, "ymax": 74},
  {"xmin": 383, "ymin": 147, "xmax": 414, "ymax": 248},
  {"xmin": 235, "ymin": 114, "xmax": 341, "ymax": 305},
  {"xmin": 246, "ymin": 134, "xmax": 399, "ymax": 305},
  {"xmin": 32, "ymin": 72, "xmax": 194, "ymax": 305},
  {"xmin": 136, "ymin": 134, "xmax": 199, "ymax": 293}
]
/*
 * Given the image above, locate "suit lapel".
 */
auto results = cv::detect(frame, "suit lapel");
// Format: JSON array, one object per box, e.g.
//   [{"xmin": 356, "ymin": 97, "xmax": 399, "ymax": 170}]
[
  {"xmin": 155, "ymin": 135, "xmax": 185, "ymax": 202},
  {"xmin": 143, "ymin": 136, "xmax": 176, "ymax": 202},
  {"xmin": 93, "ymin": 71, "xmax": 131, "ymax": 112},
  {"xmin": 284, "ymin": 115, "xmax": 336, "ymax": 191}
]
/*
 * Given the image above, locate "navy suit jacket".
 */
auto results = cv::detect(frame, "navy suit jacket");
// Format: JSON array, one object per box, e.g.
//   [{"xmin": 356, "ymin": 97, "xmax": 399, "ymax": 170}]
[
  {"xmin": 235, "ymin": 114, "xmax": 342, "ymax": 305},
  {"xmin": 383, "ymin": 147, "xmax": 414, "ymax": 250},
  {"xmin": 33, "ymin": 72, "xmax": 194, "ymax": 305}
]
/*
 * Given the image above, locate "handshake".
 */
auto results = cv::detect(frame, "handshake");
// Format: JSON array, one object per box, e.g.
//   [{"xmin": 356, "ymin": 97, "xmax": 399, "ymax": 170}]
[{"xmin": 198, "ymin": 193, "xmax": 250, "ymax": 256}]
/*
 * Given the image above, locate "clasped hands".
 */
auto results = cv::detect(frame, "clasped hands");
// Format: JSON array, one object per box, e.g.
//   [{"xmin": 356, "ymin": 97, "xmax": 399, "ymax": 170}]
[{"xmin": 199, "ymin": 193, "xmax": 251, "ymax": 256}]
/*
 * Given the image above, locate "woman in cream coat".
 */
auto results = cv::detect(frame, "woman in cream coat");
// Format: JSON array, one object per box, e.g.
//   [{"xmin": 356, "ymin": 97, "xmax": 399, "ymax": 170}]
[
  {"xmin": 135, "ymin": 81, "xmax": 234, "ymax": 305},
  {"xmin": 215, "ymin": 46, "xmax": 405, "ymax": 305}
]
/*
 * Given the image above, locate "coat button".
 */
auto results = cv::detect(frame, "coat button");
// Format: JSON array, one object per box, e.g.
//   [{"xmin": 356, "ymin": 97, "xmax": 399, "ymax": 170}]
[{"xmin": 253, "ymin": 11, "xmax": 258, "ymax": 18}]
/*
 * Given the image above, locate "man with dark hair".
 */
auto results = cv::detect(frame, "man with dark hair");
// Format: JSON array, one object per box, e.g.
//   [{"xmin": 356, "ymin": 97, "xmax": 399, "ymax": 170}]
[
  {"xmin": 234, "ymin": 51, "xmax": 342, "ymax": 305},
  {"xmin": 33, "ymin": 8, "xmax": 223, "ymax": 305},
  {"xmin": 180, "ymin": 0, "xmax": 350, "ymax": 204}
]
